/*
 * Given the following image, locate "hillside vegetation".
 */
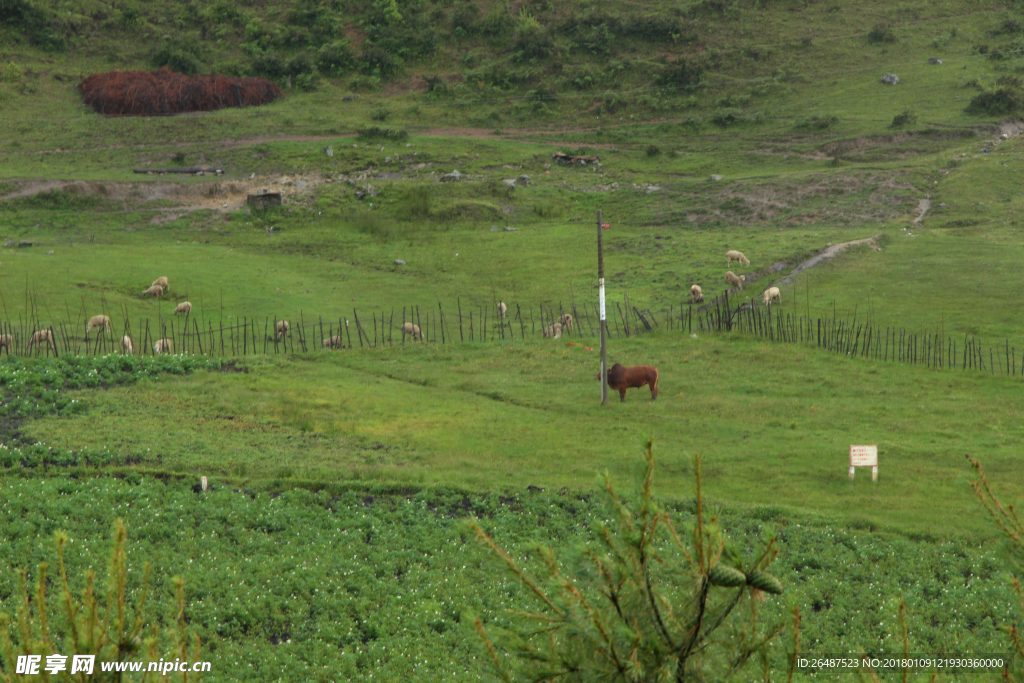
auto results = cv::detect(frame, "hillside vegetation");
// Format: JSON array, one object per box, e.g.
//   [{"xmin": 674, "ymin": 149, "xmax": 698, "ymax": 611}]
[{"xmin": 1, "ymin": 0, "xmax": 1024, "ymax": 681}]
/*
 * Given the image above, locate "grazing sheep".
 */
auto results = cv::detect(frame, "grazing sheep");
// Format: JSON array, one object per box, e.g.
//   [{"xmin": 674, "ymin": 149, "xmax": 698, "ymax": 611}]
[
  {"xmin": 152, "ymin": 276, "xmax": 169, "ymax": 291},
  {"xmin": 174, "ymin": 301, "xmax": 192, "ymax": 315},
  {"xmin": 121, "ymin": 335, "xmax": 134, "ymax": 355},
  {"xmin": 726, "ymin": 250, "xmax": 750, "ymax": 267},
  {"xmin": 0, "ymin": 334, "xmax": 12, "ymax": 353},
  {"xmin": 543, "ymin": 322, "xmax": 563, "ymax": 339},
  {"xmin": 498, "ymin": 301, "xmax": 507, "ymax": 320},
  {"xmin": 596, "ymin": 363, "xmax": 659, "ymax": 402},
  {"xmin": 142, "ymin": 285, "xmax": 164, "ymax": 298},
  {"xmin": 153, "ymin": 338, "xmax": 173, "ymax": 354},
  {"xmin": 322, "ymin": 335, "xmax": 343, "ymax": 349},
  {"xmin": 558, "ymin": 313, "xmax": 573, "ymax": 332},
  {"xmin": 86, "ymin": 314, "xmax": 111, "ymax": 334},
  {"xmin": 275, "ymin": 320, "xmax": 290, "ymax": 340},
  {"xmin": 28, "ymin": 329, "xmax": 54, "ymax": 351},
  {"xmin": 763, "ymin": 286, "xmax": 781, "ymax": 306},
  {"xmin": 725, "ymin": 271, "xmax": 745, "ymax": 290},
  {"xmin": 402, "ymin": 322, "xmax": 422, "ymax": 340},
  {"xmin": 690, "ymin": 284, "xmax": 704, "ymax": 303}
]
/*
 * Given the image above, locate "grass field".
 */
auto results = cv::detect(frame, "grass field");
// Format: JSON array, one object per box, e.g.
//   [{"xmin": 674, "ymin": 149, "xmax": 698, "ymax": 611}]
[{"xmin": 2, "ymin": 0, "xmax": 1024, "ymax": 679}]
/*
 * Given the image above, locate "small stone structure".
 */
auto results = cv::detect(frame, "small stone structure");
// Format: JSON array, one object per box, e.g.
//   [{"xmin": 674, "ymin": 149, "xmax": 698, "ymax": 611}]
[{"xmin": 247, "ymin": 191, "xmax": 282, "ymax": 210}]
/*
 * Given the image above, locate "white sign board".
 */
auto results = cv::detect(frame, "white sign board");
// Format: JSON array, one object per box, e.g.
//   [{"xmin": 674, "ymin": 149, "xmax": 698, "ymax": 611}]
[
  {"xmin": 849, "ymin": 445, "xmax": 878, "ymax": 481},
  {"xmin": 598, "ymin": 278, "xmax": 606, "ymax": 321}
]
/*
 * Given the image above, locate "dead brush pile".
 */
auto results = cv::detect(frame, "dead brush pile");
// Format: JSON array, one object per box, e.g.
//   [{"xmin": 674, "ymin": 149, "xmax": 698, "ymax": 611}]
[{"xmin": 79, "ymin": 68, "xmax": 282, "ymax": 116}]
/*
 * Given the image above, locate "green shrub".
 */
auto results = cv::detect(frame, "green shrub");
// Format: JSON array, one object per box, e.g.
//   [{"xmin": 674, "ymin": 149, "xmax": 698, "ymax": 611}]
[
  {"xmin": 512, "ymin": 22, "xmax": 555, "ymax": 61},
  {"xmin": 868, "ymin": 22, "xmax": 896, "ymax": 44},
  {"xmin": 360, "ymin": 45, "xmax": 402, "ymax": 79},
  {"xmin": 317, "ymin": 41, "xmax": 355, "ymax": 75},
  {"xmin": 891, "ymin": 109, "xmax": 918, "ymax": 127},
  {"xmin": 645, "ymin": 144, "xmax": 661, "ymax": 157},
  {"xmin": 795, "ymin": 112, "xmax": 839, "ymax": 130},
  {"xmin": 357, "ymin": 125, "xmax": 408, "ymax": 141},
  {"xmin": 656, "ymin": 57, "xmax": 702, "ymax": 89},
  {"xmin": 371, "ymin": 106, "xmax": 390, "ymax": 121},
  {"xmin": 252, "ymin": 52, "xmax": 285, "ymax": 78},
  {"xmin": 151, "ymin": 43, "xmax": 204, "ymax": 75},
  {"xmin": 965, "ymin": 87, "xmax": 1024, "ymax": 115}
]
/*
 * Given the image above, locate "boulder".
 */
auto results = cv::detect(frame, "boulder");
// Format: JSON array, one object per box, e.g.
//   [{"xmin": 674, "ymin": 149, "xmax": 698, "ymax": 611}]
[
  {"xmin": 441, "ymin": 170, "xmax": 462, "ymax": 182},
  {"xmin": 709, "ymin": 174, "xmax": 724, "ymax": 181},
  {"xmin": 394, "ymin": 259, "xmax": 406, "ymax": 266},
  {"xmin": 881, "ymin": 73, "xmax": 900, "ymax": 85}
]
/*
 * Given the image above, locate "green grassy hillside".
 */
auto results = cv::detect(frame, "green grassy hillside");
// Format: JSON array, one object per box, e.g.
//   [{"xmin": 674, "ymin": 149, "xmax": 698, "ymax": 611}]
[{"xmin": 2, "ymin": 0, "xmax": 1024, "ymax": 680}]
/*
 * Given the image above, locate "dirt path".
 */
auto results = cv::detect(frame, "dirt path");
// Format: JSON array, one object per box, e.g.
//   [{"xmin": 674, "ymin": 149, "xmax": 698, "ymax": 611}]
[{"xmin": 777, "ymin": 235, "xmax": 882, "ymax": 284}]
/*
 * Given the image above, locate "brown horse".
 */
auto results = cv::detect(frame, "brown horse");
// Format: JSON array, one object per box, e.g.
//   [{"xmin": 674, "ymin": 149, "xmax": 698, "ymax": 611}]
[{"xmin": 596, "ymin": 363, "xmax": 659, "ymax": 402}]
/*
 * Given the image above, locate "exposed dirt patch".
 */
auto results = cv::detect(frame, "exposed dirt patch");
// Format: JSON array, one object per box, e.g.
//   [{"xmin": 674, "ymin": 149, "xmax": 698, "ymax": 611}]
[{"xmin": 0, "ymin": 174, "xmax": 334, "ymax": 220}]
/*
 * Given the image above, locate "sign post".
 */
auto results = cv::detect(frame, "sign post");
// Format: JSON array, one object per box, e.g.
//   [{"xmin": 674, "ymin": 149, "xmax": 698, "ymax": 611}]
[
  {"xmin": 598, "ymin": 209, "xmax": 608, "ymax": 405},
  {"xmin": 849, "ymin": 445, "xmax": 878, "ymax": 482}
]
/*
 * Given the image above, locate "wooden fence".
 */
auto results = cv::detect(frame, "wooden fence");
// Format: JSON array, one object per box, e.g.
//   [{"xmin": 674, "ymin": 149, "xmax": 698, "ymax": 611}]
[{"xmin": 4, "ymin": 292, "xmax": 1021, "ymax": 376}]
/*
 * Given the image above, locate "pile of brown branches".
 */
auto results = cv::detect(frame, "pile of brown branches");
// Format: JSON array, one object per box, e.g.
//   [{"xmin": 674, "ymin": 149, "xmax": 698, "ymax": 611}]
[{"xmin": 79, "ymin": 68, "xmax": 282, "ymax": 116}]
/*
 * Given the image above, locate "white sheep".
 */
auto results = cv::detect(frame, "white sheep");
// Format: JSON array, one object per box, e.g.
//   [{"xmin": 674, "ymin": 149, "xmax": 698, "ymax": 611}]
[
  {"xmin": 153, "ymin": 338, "xmax": 173, "ymax": 354},
  {"xmin": 152, "ymin": 276, "xmax": 169, "ymax": 291},
  {"xmin": 725, "ymin": 271, "xmax": 745, "ymax": 290},
  {"xmin": 558, "ymin": 313, "xmax": 573, "ymax": 332},
  {"xmin": 322, "ymin": 335, "xmax": 343, "ymax": 349},
  {"xmin": 275, "ymin": 320, "xmax": 290, "ymax": 340},
  {"xmin": 174, "ymin": 301, "xmax": 192, "ymax": 315},
  {"xmin": 86, "ymin": 314, "xmax": 111, "ymax": 334},
  {"xmin": 726, "ymin": 250, "xmax": 750, "ymax": 267},
  {"xmin": 121, "ymin": 335, "xmax": 134, "ymax": 355},
  {"xmin": 402, "ymin": 322, "xmax": 422, "ymax": 340},
  {"xmin": 763, "ymin": 286, "xmax": 781, "ymax": 306},
  {"xmin": 498, "ymin": 301, "xmax": 507, "ymax": 320},
  {"xmin": 28, "ymin": 329, "xmax": 53, "ymax": 350},
  {"xmin": 690, "ymin": 284, "xmax": 704, "ymax": 303},
  {"xmin": 543, "ymin": 322, "xmax": 563, "ymax": 339},
  {"xmin": 142, "ymin": 285, "xmax": 164, "ymax": 298}
]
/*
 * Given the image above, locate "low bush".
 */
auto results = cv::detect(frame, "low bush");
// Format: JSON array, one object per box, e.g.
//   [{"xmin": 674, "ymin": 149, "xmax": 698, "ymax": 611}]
[
  {"xmin": 891, "ymin": 109, "xmax": 918, "ymax": 127},
  {"xmin": 868, "ymin": 22, "xmax": 896, "ymax": 44},
  {"xmin": 357, "ymin": 125, "xmax": 408, "ymax": 141},
  {"xmin": 965, "ymin": 87, "xmax": 1024, "ymax": 115}
]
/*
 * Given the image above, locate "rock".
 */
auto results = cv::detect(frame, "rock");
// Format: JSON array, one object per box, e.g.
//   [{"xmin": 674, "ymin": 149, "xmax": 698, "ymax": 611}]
[
  {"xmin": 355, "ymin": 191, "xmax": 366, "ymax": 200},
  {"xmin": 384, "ymin": 157, "xmax": 392, "ymax": 163},
  {"xmin": 881, "ymin": 73, "xmax": 900, "ymax": 85},
  {"xmin": 394, "ymin": 259, "xmax": 406, "ymax": 265},
  {"xmin": 645, "ymin": 185, "xmax": 661, "ymax": 194},
  {"xmin": 324, "ymin": 146, "xmax": 334, "ymax": 157},
  {"xmin": 503, "ymin": 226, "xmax": 516, "ymax": 232},
  {"xmin": 295, "ymin": 180, "xmax": 307, "ymax": 188},
  {"xmin": 441, "ymin": 170, "xmax": 462, "ymax": 182},
  {"xmin": 491, "ymin": 226, "xmax": 499, "ymax": 231},
  {"xmin": 47, "ymin": 250, "xmax": 54, "ymax": 254},
  {"xmin": 18, "ymin": 240, "xmax": 33, "ymax": 247},
  {"xmin": 517, "ymin": 175, "xmax": 530, "ymax": 186},
  {"xmin": 2, "ymin": 241, "xmax": 13, "ymax": 248},
  {"xmin": 245, "ymin": 208, "xmax": 251, "ymax": 216},
  {"xmin": 928, "ymin": 57, "xmax": 942, "ymax": 65},
  {"xmin": 709, "ymin": 174, "xmax": 724, "ymax": 181},
  {"xmin": 503, "ymin": 179, "xmax": 517, "ymax": 188}
]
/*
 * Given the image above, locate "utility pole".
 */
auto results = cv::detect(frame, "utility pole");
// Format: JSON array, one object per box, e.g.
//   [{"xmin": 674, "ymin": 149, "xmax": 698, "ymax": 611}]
[{"xmin": 598, "ymin": 209, "xmax": 608, "ymax": 404}]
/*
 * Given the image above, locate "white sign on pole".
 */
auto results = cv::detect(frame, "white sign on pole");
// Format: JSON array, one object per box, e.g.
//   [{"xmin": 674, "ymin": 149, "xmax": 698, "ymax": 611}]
[
  {"xmin": 598, "ymin": 278, "xmax": 606, "ymax": 321},
  {"xmin": 849, "ymin": 445, "xmax": 878, "ymax": 482}
]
